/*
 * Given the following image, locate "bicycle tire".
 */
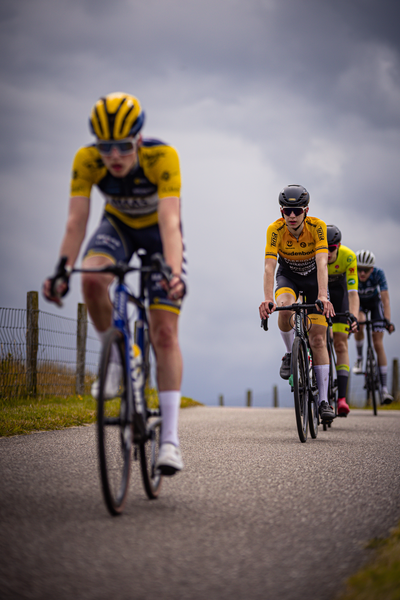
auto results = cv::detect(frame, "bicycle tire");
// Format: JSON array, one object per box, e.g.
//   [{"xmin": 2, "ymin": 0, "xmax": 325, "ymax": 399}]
[
  {"xmin": 292, "ymin": 337, "xmax": 309, "ymax": 443},
  {"xmin": 139, "ymin": 330, "xmax": 162, "ymax": 498},
  {"xmin": 97, "ymin": 328, "xmax": 132, "ymax": 515},
  {"xmin": 308, "ymin": 364, "xmax": 319, "ymax": 439},
  {"xmin": 366, "ymin": 348, "xmax": 378, "ymax": 416},
  {"xmin": 327, "ymin": 337, "xmax": 338, "ymax": 417}
]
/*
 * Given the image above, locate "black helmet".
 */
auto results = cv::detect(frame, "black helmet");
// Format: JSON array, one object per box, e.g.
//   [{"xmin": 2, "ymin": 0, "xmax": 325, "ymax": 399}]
[
  {"xmin": 278, "ymin": 184, "xmax": 310, "ymax": 208},
  {"xmin": 327, "ymin": 225, "xmax": 342, "ymax": 245}
]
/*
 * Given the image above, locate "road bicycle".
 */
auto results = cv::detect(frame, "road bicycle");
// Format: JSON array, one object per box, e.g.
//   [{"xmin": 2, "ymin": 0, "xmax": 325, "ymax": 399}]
[
  {"xmin": 69, "ymin": 252, "xmax": 172, "ymax": 515},
  {"xmin": 262, "ymin": 297, "xmax": 324, "ymax": 443},
  {"xmin": 355, "ymin": 312, "xmax": 394, "ymax": 416}
]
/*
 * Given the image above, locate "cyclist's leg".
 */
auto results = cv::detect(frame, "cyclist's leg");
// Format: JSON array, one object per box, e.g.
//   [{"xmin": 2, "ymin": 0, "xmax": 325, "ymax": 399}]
[
  {"xmin": 330, "ymin": 282, "xmax": 351, "ymax": 413},
  {"xmin": 81, "ymin": 214, "xmax": 136, "ymax": 397},
  {"xmin": 275, "ymin": 271, "xmax": 298, "ymax": 379},
  {"xmin": 354, "ymin": 303, "xmax": 367, "ymax": 372},
  {"xmin": 370, "ymin": 298, "xmax": 392, "ymax": 402},
  {"xmin": 81, "ymin": 213, "xmax": 135, "ymax": 331},
  {"xmin": 141, "ymin": 224, "xmax": 186, "ymax": 474}
]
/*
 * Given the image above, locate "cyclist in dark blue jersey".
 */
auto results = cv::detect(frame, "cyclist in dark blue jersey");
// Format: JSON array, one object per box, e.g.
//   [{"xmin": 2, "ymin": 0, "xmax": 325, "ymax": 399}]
[{"xmin": 353, "ymin": 250, "xmax": 395, "ymax": 404}]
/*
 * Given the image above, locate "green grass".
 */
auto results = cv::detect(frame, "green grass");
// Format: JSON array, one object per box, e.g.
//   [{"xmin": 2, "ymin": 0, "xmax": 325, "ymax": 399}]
[
  {"xmin": 0, "ymin": 391, "xmax": 203, "ymax": 437},
  {"xmin": 349, "ymin": 401, "xmax": 400, "ymax": 411},
  {"xmin": 338, "ymin": 522, "xmax": 400, "ymax": 600}
]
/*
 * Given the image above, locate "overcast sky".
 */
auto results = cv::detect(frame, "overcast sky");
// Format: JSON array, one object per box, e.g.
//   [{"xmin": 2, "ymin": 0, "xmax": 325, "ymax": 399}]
[{"xmin": 1, "ymin": 0, "xmax": 399, "ymax": 406}]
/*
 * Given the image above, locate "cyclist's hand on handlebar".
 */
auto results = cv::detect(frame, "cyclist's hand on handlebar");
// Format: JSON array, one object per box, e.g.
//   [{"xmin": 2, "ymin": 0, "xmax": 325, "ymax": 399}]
[
  {"xmin": 167, "ymin": 274, "xmax": 187, "ymax": 301},
  {"xmin": 42, "ymin": 257, "xmax": 72, "ymax": 307},
  {"xmin": 384, "ymin": 319, "xmax": 395, "ymax": 334},
  {"xmin": 316, "ymin": 295, "xmax": 335, "ymax": 318},
  {"xmin": 347, "ymin": 312, "xmax": 358, "ymax": 333},
  {"xmin": 259, "ymin": 300, "xmax": 276, "ymax": 319}
]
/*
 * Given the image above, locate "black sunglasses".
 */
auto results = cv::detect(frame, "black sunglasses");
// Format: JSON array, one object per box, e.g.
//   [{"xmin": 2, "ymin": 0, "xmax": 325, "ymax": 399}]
[
  {"xmin": 97, "ymin": 139, "xmax": 137, "ymax": 156},
  {"xmin": 281, "ymin": 207, "xmax": 306, "ymax": 217},
  {"xmin": 358, "ymin": 267, "xmax": 372, "ymax": 273},
  {"xmin": 328, "ymin": 244, "xmax": 339, "ymax": 252}
]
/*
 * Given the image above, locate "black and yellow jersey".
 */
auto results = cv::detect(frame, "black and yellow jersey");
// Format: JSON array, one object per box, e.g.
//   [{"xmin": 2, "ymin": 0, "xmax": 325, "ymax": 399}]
[
  {"xmin": 70, "ymin": 138, "xmax": 181, "ymax": 229},
  {"xmin": 327, "ymin": 245, "xmax": 358, "ymax": 291},
  {"xmin": 265, "ymin": 216, "xmax": 328, "ymax": 276}
]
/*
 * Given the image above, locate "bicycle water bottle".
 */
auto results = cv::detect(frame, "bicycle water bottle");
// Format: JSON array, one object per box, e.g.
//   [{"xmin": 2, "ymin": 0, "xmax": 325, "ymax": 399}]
[
  {"xmin": 307, "ymin": 348, "xmax": 313, "ymax": 378},
  {"xmin": 130, "ymin": 343, "xmax": 144, "ymax": 413}
]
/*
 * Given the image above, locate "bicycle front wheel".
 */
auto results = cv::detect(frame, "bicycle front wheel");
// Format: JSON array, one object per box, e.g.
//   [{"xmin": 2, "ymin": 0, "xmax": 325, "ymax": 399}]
[
  {"xmin": 97, "ymin": 328, "xmax": 132, "ymax": 515},
  {"xmin": 366, "ymin": 348, "xmax": 378, "ymax": 416},
  {"xmin": 292, "ymin": 337, "xmax": 309, "ymax": 443}
]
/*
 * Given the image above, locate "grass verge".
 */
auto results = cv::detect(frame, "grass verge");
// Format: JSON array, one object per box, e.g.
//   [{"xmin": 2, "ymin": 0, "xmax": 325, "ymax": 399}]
[
  {"xmin": 0, "ymin": 392, "xmax": 203, "ymax": 437},
  {"xmin": 338, "ymin": 522, "xmax": 400, "ymax": 600}
]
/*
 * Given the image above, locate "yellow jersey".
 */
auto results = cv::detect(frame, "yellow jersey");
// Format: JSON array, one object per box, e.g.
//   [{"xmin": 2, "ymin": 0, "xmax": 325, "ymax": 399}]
[
  {"xmin": 265, "ymin": 216, "xmax": 328, "ymax": 276},
  {"xmin": 70, "ymin": 138, "xmax": 181, "ymax": 229},
  {"xmin": 327, "ymin": 244, "xmax": 358, "ymax": 291}
]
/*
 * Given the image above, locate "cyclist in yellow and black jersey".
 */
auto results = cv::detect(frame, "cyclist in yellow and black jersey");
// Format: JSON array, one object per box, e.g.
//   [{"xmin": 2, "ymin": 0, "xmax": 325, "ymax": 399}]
[
  {"xmin": 43, "ymin": 92, "xmax": 186, "ymax": 474},
  {"xmin": 327, "ymin": 225, "xmax": 359, "ymax": 416},
  {"xmin": 259, "ymin": 184, "xmax": 335, "ymax": 421}
]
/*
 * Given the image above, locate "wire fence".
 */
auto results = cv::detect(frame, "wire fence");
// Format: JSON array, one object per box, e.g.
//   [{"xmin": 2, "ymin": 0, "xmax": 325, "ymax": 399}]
[{"xmin": 0, "ymin": 303, "xmax": 101, "ymax": 399}]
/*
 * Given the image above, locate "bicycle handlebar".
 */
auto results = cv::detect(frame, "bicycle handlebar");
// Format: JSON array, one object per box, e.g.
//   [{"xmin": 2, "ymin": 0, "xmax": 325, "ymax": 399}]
[
  {"xmin": 261, "ymin": 300, "xmax": 324, "ymax": 331},
  {"xmin": 71, "ymin": 252, "xmax": 173, "ymax": 283}
]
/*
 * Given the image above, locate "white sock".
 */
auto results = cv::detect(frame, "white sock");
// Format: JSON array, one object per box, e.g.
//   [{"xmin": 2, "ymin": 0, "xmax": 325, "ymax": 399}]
[
  {"xmin": 159, "ymin": 391, "xmax": 180, "ymax": 446},
  {"xmin": 280, "ymin": 329, "xmax": 295, "ymax": 354},
  {"xmin": 97, "ymin": 329, "xmax": 119, "ymax": 363},
  {"xmin": 314, "ymin": 365, "xmax": 330, "ymax": 404}
]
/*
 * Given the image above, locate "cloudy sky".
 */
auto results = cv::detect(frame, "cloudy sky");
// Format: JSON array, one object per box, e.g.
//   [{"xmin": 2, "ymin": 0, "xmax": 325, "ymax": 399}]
[{"xmin": 1, "ymin": 0, "xmax": 399, "ymax": 406}]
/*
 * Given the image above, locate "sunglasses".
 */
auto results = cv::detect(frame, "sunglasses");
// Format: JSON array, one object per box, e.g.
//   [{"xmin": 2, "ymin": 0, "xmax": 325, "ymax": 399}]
[
  {"xmin": 97, "ymin": 138, "xmax": 137, "ymax": 156},
  {"xmin": 281, "ymin": 207, "xmax": 306, "ymax": 217},
  {"xmin": 328, "ymin": 244, "xmax": 339, "ymax": 252},
  {"xmin": 357, "ymin": 267, "xmax": 372, "ymax": 273}
]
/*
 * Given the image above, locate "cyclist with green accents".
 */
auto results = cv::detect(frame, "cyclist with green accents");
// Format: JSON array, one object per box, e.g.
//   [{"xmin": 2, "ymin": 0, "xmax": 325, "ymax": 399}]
[{"xmin": 327, "ymin": 225, "xmax": 359, "ymax": 416}]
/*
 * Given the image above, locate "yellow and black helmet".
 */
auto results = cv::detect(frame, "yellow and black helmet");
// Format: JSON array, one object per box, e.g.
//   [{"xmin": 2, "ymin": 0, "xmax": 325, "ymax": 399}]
[{"xmin": 89, "ymin": 92, "xmax": 145, "ymax": 140}]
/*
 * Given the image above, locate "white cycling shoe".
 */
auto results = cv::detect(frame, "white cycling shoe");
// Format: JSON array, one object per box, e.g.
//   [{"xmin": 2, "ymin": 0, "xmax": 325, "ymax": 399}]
[
  {"xmin": 156, "ymin": 443, "xmax": 183, "ymax": 476},
  {"xmin": 353, "ymin": 358, "xmax": 363, "ymax": 374},
  {"xmin": 91, "ymin": 362, "xmax": 122, "ymax": 400}
]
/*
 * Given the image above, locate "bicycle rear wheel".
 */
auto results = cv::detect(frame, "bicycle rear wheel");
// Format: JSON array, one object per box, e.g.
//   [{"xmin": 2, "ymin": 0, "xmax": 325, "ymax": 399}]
[
  {"xmin": 140, "ymin": 417, "xmax": 162, "ymax": 499},
  {"xmin": 308, "ymin": 365, "xmax": 319, "ymax": 439},
  {"xmin": 97, "ymin": 328, "xmax": 132, "ymax": 515},
  {"xmin": 366, "ymin": 348, "xmax": 378, "ymax": 416},
  {"xmin": 292, "ymin": 337, "xmax": 309, "ymax": 443}
]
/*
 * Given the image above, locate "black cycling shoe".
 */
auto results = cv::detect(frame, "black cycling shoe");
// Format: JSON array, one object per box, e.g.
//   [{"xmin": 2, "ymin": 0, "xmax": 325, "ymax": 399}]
[
  {"xmin": 319, "ymin": 401, "xmax": 335, "ymax": 421},
  {"xmin": 280, "ymin": 353, "xmax": 291, "ymax": 380}
]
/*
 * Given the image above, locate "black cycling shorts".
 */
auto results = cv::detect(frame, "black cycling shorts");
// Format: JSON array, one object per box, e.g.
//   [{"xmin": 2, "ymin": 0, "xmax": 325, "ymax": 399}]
[
  {"xmin": 275, "ymin": 266, "xmax": 326, "ymax": 326},
  {"xmin": 83, "ymin": 212, "xmax": 187, "ymax": 315},
  {"xmin": 360, "ymin": 296, "xmax": 385, "ymax": 332}
]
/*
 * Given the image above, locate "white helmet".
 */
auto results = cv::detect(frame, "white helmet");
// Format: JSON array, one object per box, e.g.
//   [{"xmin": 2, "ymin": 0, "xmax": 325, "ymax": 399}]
[{"xmin": 356, "ymin": 249, "xmax": 375, "ymax": 268}]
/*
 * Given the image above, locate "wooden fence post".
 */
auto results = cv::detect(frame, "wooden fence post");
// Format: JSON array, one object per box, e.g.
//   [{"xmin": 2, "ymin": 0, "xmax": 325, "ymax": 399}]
[
  {"xmin": 273, "ymin": 385, "xmax": 279, "ymax": 407},
  {"xmin": 26, "ymin": 291, "xmax": 39, "ymax": 397},
  {"xmin": 76, "ymin": 303, "xmax": 88, "ymax": 395},
  {"xmin": 392, "ymin": 358, "xmax": 399, "ymax": 402},
  {"xmin": 246, "ymin": 389, "xmax": 252, "ymax": 407},
  {"xmin": 219, "ymin": 394, "xmax": 224, "ymax": 406}
]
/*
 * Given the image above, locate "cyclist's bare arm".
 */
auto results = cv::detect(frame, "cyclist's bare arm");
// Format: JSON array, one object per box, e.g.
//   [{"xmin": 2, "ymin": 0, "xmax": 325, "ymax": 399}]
[
  {"xmin": 348, "ymin": 290, "xmax": 360, "ymax": 332},
  {"xmin": 315, "ymin": 252, "xmax": 335, "ymax": 317},
  {"xmin": 260, "ymin": 258, "xmax": 277, "ymax": 318},
  {"xmin": 158, "ymin": 196, "xmax": 185, "ymax": 300},
  {"xmin": 42, "ymin": 196, "xmax": 90, "ymax": 304},
  {"xmin": 381, "ymin": 290, "xmax": 395, "ymax": 333}
]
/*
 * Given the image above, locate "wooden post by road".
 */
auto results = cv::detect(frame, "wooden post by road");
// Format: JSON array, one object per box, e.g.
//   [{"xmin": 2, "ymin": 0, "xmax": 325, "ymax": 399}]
[
  {"xmin": 219, "ymin": 394, "xmax": 224, "ymax": 406},
  {"xmin": 26, "ymin": 291, "xmax": 39, "ymax": 397},
  {"xmin": 392, "ymin": 358, "xmax": 399, "ymax": 402},
  {"xmin": 246, "ymin": 389, "xmax": 252, "ymax": 407},
  {"xmin": 273, "ymin": 385, "xmax": 279, "ymax": 407},
  {"xmin": 76, "ymin": 303, "xmax": 88, "ymax": 395}
]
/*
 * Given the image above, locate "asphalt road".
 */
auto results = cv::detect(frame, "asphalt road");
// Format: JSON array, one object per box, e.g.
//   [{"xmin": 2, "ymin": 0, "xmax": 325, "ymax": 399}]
[{"xmin": 1, "ymin": 407, "xmax": 399, "ymax": 600}]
